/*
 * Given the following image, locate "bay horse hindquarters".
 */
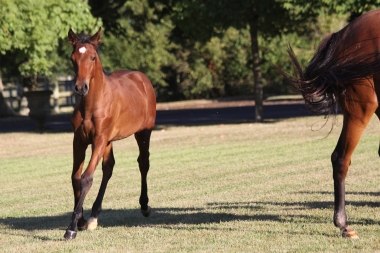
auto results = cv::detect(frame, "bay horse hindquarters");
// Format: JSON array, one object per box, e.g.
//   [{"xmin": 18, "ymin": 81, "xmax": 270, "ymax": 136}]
[
  {"xmin": 278, "ymin": 10, "xmax": 380, "ymax": 238},
  {"xmin": 64, "ymin": 28, "xmax": 156, "ymax": 240}
]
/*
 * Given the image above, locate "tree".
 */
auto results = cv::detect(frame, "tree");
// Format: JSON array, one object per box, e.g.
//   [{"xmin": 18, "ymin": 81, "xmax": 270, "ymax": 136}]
[
  {"xmin": 185, "ymin": 27, "xmax": 254, "ymax": 99},
  {"xmin": 97, "ymin": 1, "xmax": 176, "ymax": 96},
  {"xmin": 0, "ymin": 0, "xmax": 101, "ymax": 116},
  {"xmin": 157, "ymin": 0, "xmax": 326, "ymax": 121},
  {"xmin": 87, "ymin": 0, "xmax": 256, "ymax": 101},
  {"xmin": 84, "ymin": 0, "xmax": 337, "ymax": 104},
  {"xmin": 87, "ymin": 0, "xmax": 127, "ymax": 36}
]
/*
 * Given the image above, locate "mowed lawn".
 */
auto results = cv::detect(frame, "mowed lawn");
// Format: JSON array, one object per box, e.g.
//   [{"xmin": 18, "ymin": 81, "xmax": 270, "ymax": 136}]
[{"xmin": 1, "ymin": 115, "xmax": 380, "ymax": 252}]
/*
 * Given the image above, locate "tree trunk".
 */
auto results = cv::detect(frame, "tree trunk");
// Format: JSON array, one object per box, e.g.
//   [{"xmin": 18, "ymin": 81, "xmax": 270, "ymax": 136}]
[
  {"xmin": 249, "ymin": 14, "xmax": 263, "ymax": 122},
  {"xmin": 0, "ymin": 76, "xmax": 16, "ymax": 117}
]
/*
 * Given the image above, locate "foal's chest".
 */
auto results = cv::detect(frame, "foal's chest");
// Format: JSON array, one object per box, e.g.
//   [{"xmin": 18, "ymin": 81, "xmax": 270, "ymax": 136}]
[{"xmin": 74, "ymin": 119, "xmax": 95, "ymax": 143}]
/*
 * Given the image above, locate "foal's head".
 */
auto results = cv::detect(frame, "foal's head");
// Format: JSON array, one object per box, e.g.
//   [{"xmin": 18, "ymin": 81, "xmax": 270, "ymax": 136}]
[{"xmin": 68, "ymin": 28, "xmax": 102, "ymax": 96}]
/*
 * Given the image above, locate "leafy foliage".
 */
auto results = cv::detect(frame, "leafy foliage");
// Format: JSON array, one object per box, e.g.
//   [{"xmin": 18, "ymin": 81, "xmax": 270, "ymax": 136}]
[
  {"xmin": 168, "ymin": 0, "xmax": 327, "ymax": 41},
  {"xmin": 1, "ymin": 0, "xmax": 378, "ymax": 102},
  {"xmin": 0, "ymin": 0, "xmax": 101, "ymax": 78},
  {"xmin": 90, "ymin": 0, "xmax": 176, "ymax": 101},
  {"xmin": 185, "ymin": 28, "xmax": 254, "ymax": 98}
]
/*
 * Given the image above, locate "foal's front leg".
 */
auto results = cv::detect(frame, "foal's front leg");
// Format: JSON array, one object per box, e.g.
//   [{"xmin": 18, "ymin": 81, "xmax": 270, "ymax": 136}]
[
  {"xmin": 64, "ymin": 136, "xmax": 108, "ymax": 240},
  {"xmin": 64, "ymin": 137, "xmax": 87, "ymax": 239},
  {"xmin": 86, "ymin": 143, "xmax": 115, "ymax": 230}
]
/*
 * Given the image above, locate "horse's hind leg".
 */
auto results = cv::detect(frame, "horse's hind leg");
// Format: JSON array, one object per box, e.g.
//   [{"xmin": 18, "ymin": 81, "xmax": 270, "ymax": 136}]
[
  {"xmin": 135, "ymin": 129, "xmax": 152, "ymax": 217},
  {"xmin": 332, "ymin": 89, "xmax": 377, "ymax": 238},
  {"xmin": 332, "ymin": 118, "xmax": 362, "ymax": 239},
  {"xmin": 86, "ymin": 143, "xmax": 115, "ymax": 230}
]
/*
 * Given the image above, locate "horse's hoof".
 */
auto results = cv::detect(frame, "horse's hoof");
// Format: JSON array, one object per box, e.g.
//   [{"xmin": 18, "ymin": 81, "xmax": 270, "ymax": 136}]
[
  {"xmin": 86, "ymin": 217, "xmax": 98, "ymax": 231},
  {"xmin": 341, "ymin": 226, "xmax": 359, "ymax": 239},
  {"xmin": 64, "ymin": 229, "xmax": 77, "ymax": 240},
  {"xmin": 141, "ymin": 206, "xmax": 151, "ymax": 217}
]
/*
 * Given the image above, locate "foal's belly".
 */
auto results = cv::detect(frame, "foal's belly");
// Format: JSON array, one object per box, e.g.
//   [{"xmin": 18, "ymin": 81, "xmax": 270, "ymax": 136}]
[{"xmin": 110, "ymin": 116, "xmax": 145, "ymax": 141}]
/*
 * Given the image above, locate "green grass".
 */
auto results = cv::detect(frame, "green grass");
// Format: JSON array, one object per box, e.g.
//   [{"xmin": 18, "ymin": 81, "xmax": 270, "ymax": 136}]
[{"xmin": 1, "ymin": 115, "xmax": 380, "ymax": 252}]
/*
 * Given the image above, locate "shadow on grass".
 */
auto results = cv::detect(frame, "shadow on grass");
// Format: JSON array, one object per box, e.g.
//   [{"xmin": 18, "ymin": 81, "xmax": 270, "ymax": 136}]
[
  {"xmin": 296, "ymin": 191, "xmax": 380, "ymax": 208},
  {"xmin": 0, "ymin": 203, "xmax": 334, "ymax": 232},
  {"xmin": 304, "ymin": 191, "xmax": 380, "ymax": 197},
  {"xmin": 0, "ymin": 206, "xmax": 268, "ymax": 232},
  {"xmin": 207, "ymin": 198, "xmax": 380, "ymax": 226},
  {"xmin": 2, "ymin": 195, "xmax": 379, "ymax": 234}
]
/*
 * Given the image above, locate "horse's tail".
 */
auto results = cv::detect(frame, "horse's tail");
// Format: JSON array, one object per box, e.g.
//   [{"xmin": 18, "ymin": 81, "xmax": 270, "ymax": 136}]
[{"xmin": 278, "ymin": 33, "xmax": 380, "ymax": 117}]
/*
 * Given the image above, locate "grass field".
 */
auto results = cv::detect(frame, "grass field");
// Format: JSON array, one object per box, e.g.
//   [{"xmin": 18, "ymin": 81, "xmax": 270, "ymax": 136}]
[{"xmin": 1, "ymin": 115, "xmax": 380, "ymax": 252}]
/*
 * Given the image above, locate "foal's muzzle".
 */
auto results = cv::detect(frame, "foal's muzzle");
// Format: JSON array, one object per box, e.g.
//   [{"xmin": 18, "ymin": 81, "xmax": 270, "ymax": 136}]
[{"xmin": 74, "ymin": 83, "xmax": 89, "ymax": 96}]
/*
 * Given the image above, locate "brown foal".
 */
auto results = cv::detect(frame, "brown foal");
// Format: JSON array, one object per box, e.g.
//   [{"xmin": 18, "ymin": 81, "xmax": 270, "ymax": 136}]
[{"xmin": 64, "ymin": 28, "xmax": 156, "ymax": 240}]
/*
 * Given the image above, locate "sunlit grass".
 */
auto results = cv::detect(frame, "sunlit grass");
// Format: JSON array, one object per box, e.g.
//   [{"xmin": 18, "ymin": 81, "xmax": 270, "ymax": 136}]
[{"xmin": 1, "ymin": 115, "xmax": 380, "ymax": 252}]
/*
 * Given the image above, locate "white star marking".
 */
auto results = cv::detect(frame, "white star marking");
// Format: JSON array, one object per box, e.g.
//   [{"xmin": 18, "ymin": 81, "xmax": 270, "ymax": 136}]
[{"xmin": 79, "ymin": 47, "xmax": 86, "ymax": 54}]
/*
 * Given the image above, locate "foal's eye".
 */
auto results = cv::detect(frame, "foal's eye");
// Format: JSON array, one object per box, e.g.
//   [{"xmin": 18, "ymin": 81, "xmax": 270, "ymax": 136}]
[{"xmin": 91, "ymin": 56, "xmax": 96, "ymax": 61}]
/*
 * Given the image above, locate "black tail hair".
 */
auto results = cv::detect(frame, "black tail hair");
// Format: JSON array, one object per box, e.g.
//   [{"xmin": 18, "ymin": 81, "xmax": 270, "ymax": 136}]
[{"xmin": 278, "ymin": 32, "xmax": 380, "ymax": 117}]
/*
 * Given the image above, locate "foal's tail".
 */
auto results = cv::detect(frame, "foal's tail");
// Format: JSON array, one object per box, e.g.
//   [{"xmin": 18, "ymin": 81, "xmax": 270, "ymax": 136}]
[{"xmin": 278, "ymin": 33, "xmax": 380, "ymax": 117}]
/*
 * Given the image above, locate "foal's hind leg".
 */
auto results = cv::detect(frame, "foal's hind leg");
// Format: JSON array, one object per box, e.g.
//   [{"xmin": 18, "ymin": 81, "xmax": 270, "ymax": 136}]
[
  {"xmin": 86, "ymin": 143, "xmax": 115, "ymax": 230},
  {"xmin": 135, "ymin": 129, "xmax": 152, "ymax": 217},
  {"xmin": 332, "ymin": 89, "xmax": 377, "ymax": 238}
]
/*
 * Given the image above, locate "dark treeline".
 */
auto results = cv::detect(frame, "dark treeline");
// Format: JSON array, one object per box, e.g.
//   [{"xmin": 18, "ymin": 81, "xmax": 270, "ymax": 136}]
[{"xmin": 1, "ymin": 0, "xmax": 380, "ymax": 105}]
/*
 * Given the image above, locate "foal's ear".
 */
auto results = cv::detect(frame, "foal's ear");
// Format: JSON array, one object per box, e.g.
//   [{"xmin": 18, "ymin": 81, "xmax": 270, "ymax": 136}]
[
  {"xmin": 68, "ymin": 28, "xmax": 78, "ymax": 45},
  {"xmin": 90, "ymin": 27, "xmax": 102, "ymax": 48}
]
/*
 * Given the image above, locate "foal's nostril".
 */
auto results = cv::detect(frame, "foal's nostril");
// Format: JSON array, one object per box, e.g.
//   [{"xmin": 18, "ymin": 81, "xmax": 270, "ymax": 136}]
[
  {"xmin": 83, "ymin": 84, "xmax": 89, "ymax": 93},
  {"xmin": 74, "ymin": 83, "xmax": 89, "ymax": 95}
]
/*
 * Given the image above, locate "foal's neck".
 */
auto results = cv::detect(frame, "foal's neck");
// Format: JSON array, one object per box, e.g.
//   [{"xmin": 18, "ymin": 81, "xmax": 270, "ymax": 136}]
[{"xmin": 82, "ymin": 67, "xmax": 107, "ymax": 111}]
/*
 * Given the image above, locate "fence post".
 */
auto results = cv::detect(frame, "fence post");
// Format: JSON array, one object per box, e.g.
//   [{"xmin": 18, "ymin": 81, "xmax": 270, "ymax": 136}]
[{"xmin": 53, "ymin": 80, "xmax": 60, "ymax": 113}]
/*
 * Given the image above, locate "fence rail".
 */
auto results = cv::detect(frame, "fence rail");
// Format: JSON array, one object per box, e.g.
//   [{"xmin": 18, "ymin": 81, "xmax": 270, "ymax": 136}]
[{"xmin": 3, "ymin": 77, "xmax": 77, "ymax": 114}]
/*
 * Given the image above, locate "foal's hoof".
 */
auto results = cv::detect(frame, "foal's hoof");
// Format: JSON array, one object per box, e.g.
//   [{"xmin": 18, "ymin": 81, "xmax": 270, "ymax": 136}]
[
  {"xmin": 341, "ymin": 226, "xmax": 359, "ymax": 239},
  {"xmin": 86, "ymin": 217, "xmax": 98, "ymax": 231},
  {"xmin": 64, "ymin": 229, "xmax": 77, "ymax": 240},
  {"xmin": 141, "ymin": 206, "xmax": 151, "ymax": 217}
]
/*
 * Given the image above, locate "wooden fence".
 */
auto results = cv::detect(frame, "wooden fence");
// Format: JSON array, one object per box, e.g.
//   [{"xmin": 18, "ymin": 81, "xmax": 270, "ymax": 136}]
[{"xmin": 2, "ymin": 76, "xmax": 77, "ymax": 114}]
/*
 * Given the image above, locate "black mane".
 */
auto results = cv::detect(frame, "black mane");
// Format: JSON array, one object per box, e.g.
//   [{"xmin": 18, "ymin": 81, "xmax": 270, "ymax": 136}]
[
  {"xmin": 77, "ymin": 34, "xmax": 93, "ymax": 44},
  {"xmin": 75, "ymin": 33, "xmax": 101, "ymax": 51}
]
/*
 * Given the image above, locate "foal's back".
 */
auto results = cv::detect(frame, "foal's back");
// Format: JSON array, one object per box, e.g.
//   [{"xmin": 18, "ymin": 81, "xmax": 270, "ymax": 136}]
[
  {"xmin": 336, "ymin": 10, "xmax": 380, "ymax": 56},
  {"xmin": 104, "ymin": 70, "xmax": 156, "ymax": 140}
]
